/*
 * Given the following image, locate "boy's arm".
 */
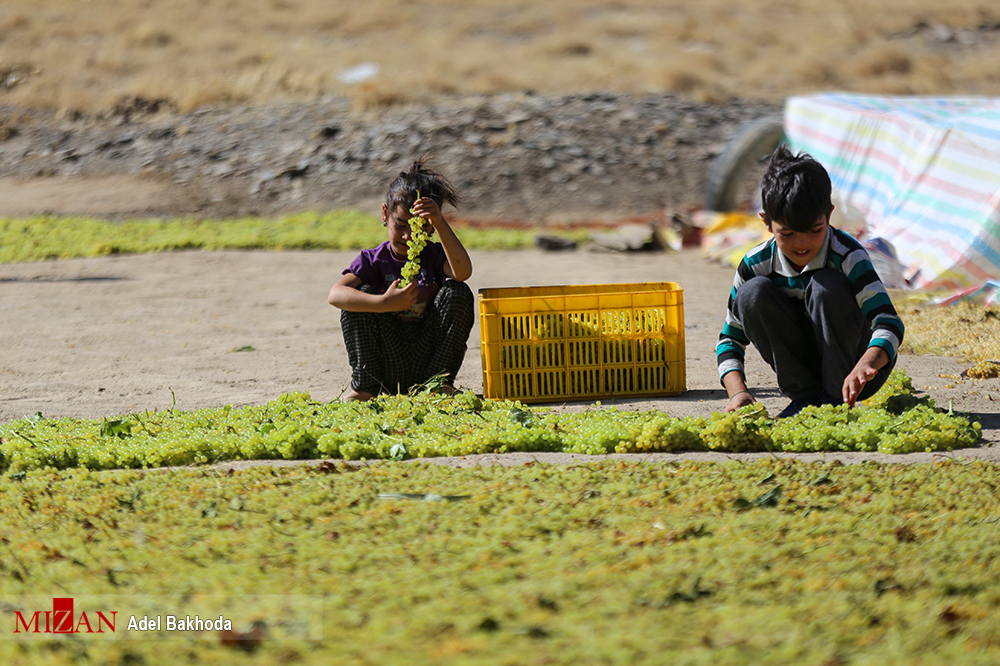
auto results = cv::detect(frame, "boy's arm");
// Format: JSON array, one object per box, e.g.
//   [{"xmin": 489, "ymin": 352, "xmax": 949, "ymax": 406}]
[
  {"xmin": 836, "ymin": 234, "xmax": 903, "ymax": 405},
  {"xmin": 327, "ymin": 273, "xmax": 418, "ymax": 313},
  {"xmin": 412, "ymin": 197, "xmax": 473, "ymax": 281},
  {"xmin": 717, "ymin": 264, "xmax": 753, "ymax": 410},
  {"xmin": 840, "ymin": 233, "xmax": 905, "ymax": 363}
]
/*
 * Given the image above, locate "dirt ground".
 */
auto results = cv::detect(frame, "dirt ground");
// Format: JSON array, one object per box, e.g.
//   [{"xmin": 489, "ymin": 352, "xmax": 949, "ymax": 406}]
[{"xmin": 1, "ymin": 244, "xmax": 997, "ymax": 465}]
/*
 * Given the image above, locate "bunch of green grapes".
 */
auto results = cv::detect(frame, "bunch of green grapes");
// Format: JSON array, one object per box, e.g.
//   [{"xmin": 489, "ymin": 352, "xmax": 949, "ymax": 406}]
[
  {"xmin": 399, "ymin": 196, "xmax": 430, "ymax": 287},
  {"xmin": 875, "ymin": 404, "xmax": 982, "ymax": 454},
  {"xmin": 557, "ymin": 408, "xmax": 643, "ymax": 455},
  {"xmin": 769, "ymin": 374, "xmax": 982, "ymax": 454},
  {"xmin": 770, "ymin": 404, "xmax": 882, "ymax": 453},
  {"xmin": 700, "ymin": 404, "xmax": 772, "ymax": 452},
  {"xmin": 616, "ymin": 414, "xmax": 706, "ymax": 453},
  {"xmin": 861, "ymin": 369, "xmax": 915, "ymax": 410}
]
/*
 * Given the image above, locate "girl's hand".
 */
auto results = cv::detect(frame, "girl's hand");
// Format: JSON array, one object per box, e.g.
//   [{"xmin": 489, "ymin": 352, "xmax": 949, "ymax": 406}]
[
  {"xmin": 410, "ymin": 197, "xmax": 446, "ymax": 231},
  {"xmin": 412, "ymin": 195, "xmax": 473, "ymax": 282},
  {"xmin": 724, "ymin": 390, "xmax": 756, "ymax": 413},
  {"xmin": 381, "ymin": 280, "xmax": 419, "ymax": 312}
]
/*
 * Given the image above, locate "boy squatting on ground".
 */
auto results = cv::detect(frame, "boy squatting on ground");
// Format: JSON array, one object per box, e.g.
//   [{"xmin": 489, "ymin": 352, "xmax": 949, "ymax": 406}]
[
  {"xmin": 716, "ymin": 146, "xmax": 905, "ymax": 419},
  {"xmin": 328, "ymin": 159, "xmax": 475, "ymax": 401}
]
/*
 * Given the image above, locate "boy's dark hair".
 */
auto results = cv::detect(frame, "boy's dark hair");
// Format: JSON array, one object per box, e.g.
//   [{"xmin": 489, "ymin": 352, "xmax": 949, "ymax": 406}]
[
  {"xmin": 385, "ymin": 156, "xmax": 460, "ymax": 214},
  {"xmin": 760, "ymin": 145, "xmax": 832, "ymax": 231}
]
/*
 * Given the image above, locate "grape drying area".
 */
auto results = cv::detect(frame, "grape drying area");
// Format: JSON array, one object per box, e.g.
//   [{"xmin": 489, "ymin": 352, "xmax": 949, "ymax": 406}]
[{"xmin": 0, "ymin": 243, "xmax": 998, "ymax": 665}]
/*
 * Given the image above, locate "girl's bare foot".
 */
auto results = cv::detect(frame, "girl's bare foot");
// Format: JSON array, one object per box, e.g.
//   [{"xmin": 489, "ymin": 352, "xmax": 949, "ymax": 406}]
[{"xmin": 343, "ymin": 388, "xmax": 375, "ymax": 402}]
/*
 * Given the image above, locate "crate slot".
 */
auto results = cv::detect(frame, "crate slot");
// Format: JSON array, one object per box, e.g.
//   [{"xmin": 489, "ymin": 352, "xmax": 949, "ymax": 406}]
[
  {"xmin": 637, "ymin": 365, "xmax": 667, "ymax": 391},
  {"xmin": 501, "ymin": 315, "xmax": 532, "ymax": 342},
  {"xmin": 503, "ymin": 372, "xmax": 534, "ymax": 399},
  {"xmin": 538, "ymin": 370, "xmax": 566, "ymax": 396},
  {"xmin": 636, "ymin": 338, "xmax": 666, "ymax": 364},
  {"xmin": 603, "ymin": 339, "xmax": 633, "ymax": 365},
  {"xmin": 602, "ymin": 310, "xmax": 632, "ymax": 335},
  {"xmin": 568, "ymin": 339, "xmax": 600, "ymax": 366},
  {"xmin": 533, "ymin": 313, "xmax": 564, "ymax": 339},
  {"xmin": 534, "ymin": 341, "xmax": 563, "ymax": 368},
  {"xmin": 500, "ymin": 344, "xmax": 533, "ymax": 370},
  {"xmin": 568, "ymin": 312, "xmax": 601, "ymax": 337},
  {"xmin": 604, "ymin": 367, "xmax": 635, "ymax": 393},
  {"xmin": 570, "ymin": 368, "xmax": 600, "ymax": 395},
  {"xmin": 635, "ymin": 308, "xmax": 664, "ymax": 333}
]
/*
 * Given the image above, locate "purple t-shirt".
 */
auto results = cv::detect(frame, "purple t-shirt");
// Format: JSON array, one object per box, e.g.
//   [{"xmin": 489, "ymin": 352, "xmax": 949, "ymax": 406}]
[{"xmin": 343, "ymin": 241, "xmax": 448, "ymax": 320}]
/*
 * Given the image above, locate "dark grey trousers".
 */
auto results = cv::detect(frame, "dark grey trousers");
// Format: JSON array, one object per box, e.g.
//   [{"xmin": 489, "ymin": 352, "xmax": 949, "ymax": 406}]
[
  {"xmin": 734, "ymin": 269, "xmax": 893, "ymax": 401},
  {"xmin": 340, "ymin": 280, "xmax": 475, "ymax": 395}
]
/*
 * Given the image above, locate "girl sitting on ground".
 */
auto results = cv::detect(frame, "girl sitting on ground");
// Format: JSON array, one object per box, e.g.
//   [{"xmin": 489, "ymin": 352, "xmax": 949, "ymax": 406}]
[{"xmin": 327, "ymin": 157, "xmax": 474, "ymax": 401}]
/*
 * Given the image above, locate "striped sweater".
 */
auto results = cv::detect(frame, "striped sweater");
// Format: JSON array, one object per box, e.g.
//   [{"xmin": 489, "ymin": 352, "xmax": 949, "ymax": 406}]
[{"xmin": 716, "ymin": 226, "xmax": 905, "ymax": 383}]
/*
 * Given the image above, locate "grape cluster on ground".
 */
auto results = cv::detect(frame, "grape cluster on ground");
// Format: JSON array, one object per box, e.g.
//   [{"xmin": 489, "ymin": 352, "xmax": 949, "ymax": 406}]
[{"xmin": 0, "ymin": 371, "xmax": 981, "ymax": 476}]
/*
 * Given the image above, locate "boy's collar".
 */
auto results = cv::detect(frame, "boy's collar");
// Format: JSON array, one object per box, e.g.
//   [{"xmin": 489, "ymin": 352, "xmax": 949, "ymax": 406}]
[{"xmin": 772, "ymin": 226, "xmax": 832, "ymax": 276}]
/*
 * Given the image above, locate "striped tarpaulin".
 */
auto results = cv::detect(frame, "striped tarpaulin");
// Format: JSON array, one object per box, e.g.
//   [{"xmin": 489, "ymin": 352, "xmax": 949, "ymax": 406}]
[{"xmin": 784, "ymin": 93, "xmax": 1000, "ymax": 291}]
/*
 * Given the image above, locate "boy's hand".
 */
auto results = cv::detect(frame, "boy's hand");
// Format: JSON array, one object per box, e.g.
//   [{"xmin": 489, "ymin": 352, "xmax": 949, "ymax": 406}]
[
  {"xmin": 724, "ymin": 391, "xmax": 756, "ymax": 413},
  {"xmin": 410, "ymin": 197, "xmax": 446, "ymax": 231},
  {"xmin": 843, "ymin": 347, "xmax": 888, "ymax": 406},
  {"xmin": 843, "ymin": 366, "xmax": 878, "ymax": 407},
  {"xmin": 381, "ymin": 280, "xmax": 419, "ymax": 312}
]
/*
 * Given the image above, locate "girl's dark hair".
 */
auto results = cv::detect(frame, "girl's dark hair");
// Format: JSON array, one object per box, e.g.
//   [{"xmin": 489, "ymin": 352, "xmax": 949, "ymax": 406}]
[
  {"xmin": 760, "ymin": 145, "xmax": 832, "ymax": 231},
  {"xmin": 385, "ymin": 156, "xmax": 460, "ymax": 214}
]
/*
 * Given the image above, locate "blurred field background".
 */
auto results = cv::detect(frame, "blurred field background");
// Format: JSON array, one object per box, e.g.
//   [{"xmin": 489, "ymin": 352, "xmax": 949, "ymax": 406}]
[{"xmin": 1, "ymin": 0, "xmax": 999, "ymax": 116}]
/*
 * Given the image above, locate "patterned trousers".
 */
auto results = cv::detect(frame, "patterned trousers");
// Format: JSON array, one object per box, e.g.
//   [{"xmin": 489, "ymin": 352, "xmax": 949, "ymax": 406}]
[{"xmin": 340, "ymin": 280, "xmax": 475, "ymax": 395}]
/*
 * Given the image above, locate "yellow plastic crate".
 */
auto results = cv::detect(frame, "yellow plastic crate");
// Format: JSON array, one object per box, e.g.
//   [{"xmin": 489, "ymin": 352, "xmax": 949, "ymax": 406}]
[{"xmin": 478, "ymin": 282, "xmax": 685, "ymax": 403}]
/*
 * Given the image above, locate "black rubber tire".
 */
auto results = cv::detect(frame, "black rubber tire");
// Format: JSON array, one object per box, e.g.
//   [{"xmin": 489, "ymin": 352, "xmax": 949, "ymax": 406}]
[{"xmin": 704, "ymin": 117, "xmax": 786, "ymax": 213}]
